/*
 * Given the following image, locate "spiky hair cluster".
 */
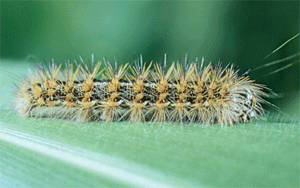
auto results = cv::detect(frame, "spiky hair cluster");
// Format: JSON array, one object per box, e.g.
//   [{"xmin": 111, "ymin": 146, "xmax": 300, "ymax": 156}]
[{"xmin": 14, "ymin": 55, "xmax": 268, "ymax": 126}]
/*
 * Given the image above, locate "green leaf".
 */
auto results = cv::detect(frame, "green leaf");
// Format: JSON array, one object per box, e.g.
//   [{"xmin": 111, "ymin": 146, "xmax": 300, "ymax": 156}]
[{"xmin": 1, "ymin": 60, "xmax": 299, "ymax": 187}]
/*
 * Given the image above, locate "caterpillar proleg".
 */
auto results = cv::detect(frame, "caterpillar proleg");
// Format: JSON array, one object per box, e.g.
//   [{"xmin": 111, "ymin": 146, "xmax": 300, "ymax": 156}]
[{"xmin": 14, "ymin": 54, "xmax": 269, "ymax": 126}]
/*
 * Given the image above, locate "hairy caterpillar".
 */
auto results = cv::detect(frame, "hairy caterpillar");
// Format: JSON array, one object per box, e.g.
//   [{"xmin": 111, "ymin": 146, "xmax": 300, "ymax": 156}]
[{"xmin": 14, "ymin": 54, "xmax": 269, "ymax": 126}]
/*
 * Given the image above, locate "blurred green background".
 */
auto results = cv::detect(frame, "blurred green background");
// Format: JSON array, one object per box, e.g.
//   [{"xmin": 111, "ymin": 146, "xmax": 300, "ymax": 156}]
[{"xmin": 1, "ymin": 1, "xmax": 299, "ymax": 116}]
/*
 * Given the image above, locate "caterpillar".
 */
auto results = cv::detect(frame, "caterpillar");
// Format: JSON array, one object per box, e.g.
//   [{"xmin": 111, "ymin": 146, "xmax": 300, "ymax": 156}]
[{"xmin": 14, "ymin": 54, "xmax": 269, "ymax": 126}]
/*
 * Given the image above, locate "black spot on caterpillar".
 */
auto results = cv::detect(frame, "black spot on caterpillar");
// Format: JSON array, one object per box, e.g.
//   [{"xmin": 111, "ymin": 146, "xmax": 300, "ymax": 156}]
[{"xmin": 14, "ymin": 54, "xmax": 269, "ymax": 126}]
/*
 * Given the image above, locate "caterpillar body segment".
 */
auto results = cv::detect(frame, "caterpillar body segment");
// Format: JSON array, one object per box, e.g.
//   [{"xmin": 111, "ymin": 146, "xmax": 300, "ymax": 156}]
[
  {"xmin": 124, "ymin": 56, "xmax": 152, "ymax": 122},
  {"xmin": 14, "ymin": 55, "xmax": 268, "ymax": 126}
]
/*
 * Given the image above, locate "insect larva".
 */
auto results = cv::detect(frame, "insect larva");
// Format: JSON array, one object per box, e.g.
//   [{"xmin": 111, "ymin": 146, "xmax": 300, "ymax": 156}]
[{"xmin": 14, "ymin": 54, "xmax": 268, "ymax": 126}]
